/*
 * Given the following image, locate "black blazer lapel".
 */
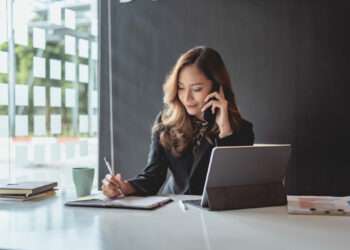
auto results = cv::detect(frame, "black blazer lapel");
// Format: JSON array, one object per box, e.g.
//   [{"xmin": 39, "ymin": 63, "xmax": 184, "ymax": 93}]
[{"xmin": 189, "ymin": 138, "xmax": 211, "ymax": 179}]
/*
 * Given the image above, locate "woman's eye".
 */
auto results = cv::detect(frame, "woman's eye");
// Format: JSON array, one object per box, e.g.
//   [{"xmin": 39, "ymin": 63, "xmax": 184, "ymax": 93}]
[
  {"xmin": 193, "ymin": 88, "xmax": 202, "ymax": 92},
  {"xmin": 178, "ymin": 87, "xmax": 184, "ymax": 91}
]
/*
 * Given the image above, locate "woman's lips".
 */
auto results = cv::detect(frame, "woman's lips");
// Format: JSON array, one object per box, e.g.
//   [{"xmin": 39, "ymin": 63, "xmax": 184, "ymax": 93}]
[{"xmin": 186, "ymin": 104, "xmax": 197, "ymax": 109}]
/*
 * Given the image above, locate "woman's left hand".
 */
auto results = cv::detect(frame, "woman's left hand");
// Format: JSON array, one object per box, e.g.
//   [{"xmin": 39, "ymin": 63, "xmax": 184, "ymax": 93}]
[{"xmin": 201, "ymin": 85, "xmax": 232, "ymax": 138}]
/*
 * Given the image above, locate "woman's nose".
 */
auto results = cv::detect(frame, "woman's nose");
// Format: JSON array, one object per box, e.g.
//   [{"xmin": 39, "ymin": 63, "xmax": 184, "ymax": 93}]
[{"xmin": 184, "ymin": 89, "xmax": 192, "ymax": 101}]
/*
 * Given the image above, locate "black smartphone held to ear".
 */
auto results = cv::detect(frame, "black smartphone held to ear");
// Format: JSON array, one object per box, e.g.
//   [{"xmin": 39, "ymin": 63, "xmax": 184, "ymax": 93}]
[{"xmin": 202, "ymin": 79, "xmax": 220, "ymax": 125}]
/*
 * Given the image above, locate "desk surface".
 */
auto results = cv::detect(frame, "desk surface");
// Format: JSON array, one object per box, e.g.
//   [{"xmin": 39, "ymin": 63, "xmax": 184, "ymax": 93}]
[{"xmin": 1, "ymin": 190, "xmax": 350, "ymax": 250}]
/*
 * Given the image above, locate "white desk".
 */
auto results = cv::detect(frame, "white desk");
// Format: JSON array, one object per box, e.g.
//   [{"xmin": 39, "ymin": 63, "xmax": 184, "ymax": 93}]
[{"xmin": 1, "ymin": 190, "xmax": 350, "ymax": 250}]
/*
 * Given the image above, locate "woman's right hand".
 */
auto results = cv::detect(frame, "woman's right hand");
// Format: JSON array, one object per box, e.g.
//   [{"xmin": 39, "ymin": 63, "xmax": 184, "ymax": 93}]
[{"xmin": 101, "ymin": 173, "xmax": 136, "ymax": 198}]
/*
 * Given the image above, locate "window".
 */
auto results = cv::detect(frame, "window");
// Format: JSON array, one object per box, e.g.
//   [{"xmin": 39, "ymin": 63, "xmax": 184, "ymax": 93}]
[{"xmin": 0, "ymin": 0, "xmax": 99, "ymax": 189}]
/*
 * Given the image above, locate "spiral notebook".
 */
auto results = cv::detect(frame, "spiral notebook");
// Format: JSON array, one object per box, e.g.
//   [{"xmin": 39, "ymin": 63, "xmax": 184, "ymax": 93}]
[{"xmin": 65, "ymin": 194, "xmax": 173, "ymax": 210}]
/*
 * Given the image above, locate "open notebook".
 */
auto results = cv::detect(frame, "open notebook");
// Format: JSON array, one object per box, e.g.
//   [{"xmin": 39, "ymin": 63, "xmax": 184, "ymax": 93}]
[{"xmin": 65, "ymin": 194, "xmax": 173, "ymax": 210}]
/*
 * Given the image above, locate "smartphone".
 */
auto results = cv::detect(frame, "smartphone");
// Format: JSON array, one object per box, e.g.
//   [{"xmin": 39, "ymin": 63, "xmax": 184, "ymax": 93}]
[{"xmin": 202, "ymin": 79, "xmax": 220, "ymax": 125}]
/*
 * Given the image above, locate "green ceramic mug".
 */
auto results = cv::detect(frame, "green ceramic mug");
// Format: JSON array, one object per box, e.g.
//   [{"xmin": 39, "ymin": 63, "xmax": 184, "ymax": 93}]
[{"xmin": 72, "ymin": 167, "xmax": 95, "ymax": 197}]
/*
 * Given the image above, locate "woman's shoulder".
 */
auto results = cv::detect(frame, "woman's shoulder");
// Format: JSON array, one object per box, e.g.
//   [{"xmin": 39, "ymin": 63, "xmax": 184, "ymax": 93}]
[
  {"xmin": 153, "ymin": 111, "xmax": 163, "ymax": 126},
  {"xmin": 238, "ymin": 118, "xmax": 253, "ymax": 133}
]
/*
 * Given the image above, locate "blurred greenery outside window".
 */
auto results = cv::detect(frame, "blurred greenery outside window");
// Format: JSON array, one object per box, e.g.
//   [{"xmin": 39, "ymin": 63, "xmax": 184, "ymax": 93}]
[{"xmin": 0, "ymin": 0, "xmax": 99, "ymax": 189}]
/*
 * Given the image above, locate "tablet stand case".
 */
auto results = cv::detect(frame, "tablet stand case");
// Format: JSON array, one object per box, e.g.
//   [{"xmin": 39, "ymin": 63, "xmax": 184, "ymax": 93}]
[{"xmin": 206, "ymin": 183, "xmax": 287, "ymax": 211}]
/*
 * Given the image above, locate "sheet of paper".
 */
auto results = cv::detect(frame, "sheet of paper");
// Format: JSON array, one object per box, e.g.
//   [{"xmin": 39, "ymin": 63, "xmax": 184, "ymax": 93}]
[
  {"xmin": 0, "ymin": 0, "xmax": 7, "ymax": 44},
  {"xmin": 0, "ymin": 116, "xmax": 9, "ymax": 137},
  {"xmin": 91, "ymin": 115, "xmax": 98, "ymax": 133},
  {"xmin": 33, "ymin": 27, "xmax": 46, "ymax": 49},
  {"xmin": 14, "ymin": 23, "xmax": 28, "ymax": 46},
  {"xmin": 50, "ymin": 59, "xmax": 61, "ymax": 80},
  {"xmin": 79, "ymin": 64, "xmax": 88, "ymax": 83},
  {"xmin": 49, "ymin": 3, "xmax": 61, "ymax": 25},
  {"xmin": 79, "ymin": 115, "xmax": 88, "ymax": 133},
  {"xmin": 34, "ymin": 144, "xmax": 45, "ymax": 164},
  {"xmin": 50, "ymin": 87, "xmax": 61, "ymax": 107},
  {"xmin": 79, "ymin": 39, "xmax": 89, "ymax": 58},
  {"xmin": 34, "ymin": 115, "xmax": 46, "ymax": 136},
  {"xmin": 33, "ymin": 86, "xmax": 46, "ymax": 107},
  {"xmin": 65, "ymin": 35, "xmax": 76, "ymax": 55},
  {"xmin": 65, "ymin": 141, "xmax": 75, "ymax": 159},
  {"xmin": 15, "ymin": 84, "xmax": 28, "ymax": 106},
  {"xmin": 65, "ymin": 61, "xmax": 76, "ymax": 81},
  {"xmin": 33, "ymin": 56, "xmax": 46, "ymax": 78},
  {"xmin": 50, "ymin": 114, "xmax": 61, "ymax": 134},
  {"xmin": 15, "ymin": 145, "xmax": 28, "ymax": 165},
  {"xmin": 0, "ymin": 83, "xmax": 8, "ymax": 105},
  {"xmin": 51, "ymin": 143, "xmax": 61, "ymax": 161},
  {"xmin": 287, "ymin": 195, "xmax": 350, "ymax": 215},
  {"xmin": 92, "ymin": 90, "xmax": 98, "ymax": 108},
  {"xmin": 0, "ymin": 51, "xmax": 8, "ymax": 74},
  {"xmin": 79, "ymin": 140, "xmax": 88, "ymax": 157},
  {"xmin": 65, "ymin": 88, "xmax": 76, "ymax": 107},
  {"xmin": 15, "ymin": 115, "xmax": 28, "ymax": 136},
  {"xmin": 91, "ymin": 42, "xmax": 97, "ymax": 60},
  {"xmin": 65, "ymin": 9, "xmax": 76, "ymax": 30}
]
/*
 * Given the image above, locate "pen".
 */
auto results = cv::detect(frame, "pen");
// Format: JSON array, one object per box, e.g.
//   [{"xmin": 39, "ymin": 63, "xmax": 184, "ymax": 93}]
[
  {"xmin": 104, "ymin": 156, "xmax": 114, "ymax": 175},
  {"xmin": 179, "ymin": 200, "xmax": 187, "ymax": 212}
]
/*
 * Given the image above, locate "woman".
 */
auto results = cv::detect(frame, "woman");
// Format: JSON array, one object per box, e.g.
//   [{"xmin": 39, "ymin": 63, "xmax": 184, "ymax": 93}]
[{"xmin": 102, "ymin": 46, "xmax": 254, "ymax": 197}]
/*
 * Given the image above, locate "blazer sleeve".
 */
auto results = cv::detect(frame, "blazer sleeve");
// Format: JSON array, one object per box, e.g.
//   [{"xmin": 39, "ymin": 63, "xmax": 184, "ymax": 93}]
[
  {"xmin": 127, "ymin": 112, "xmax": 169, "ymax": 196},
  {"xmin": 214, "ymin": 119, "xmax": 255, "ymax": 146}
]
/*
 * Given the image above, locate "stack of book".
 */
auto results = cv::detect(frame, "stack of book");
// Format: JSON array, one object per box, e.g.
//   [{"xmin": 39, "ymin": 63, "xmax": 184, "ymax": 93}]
[{"xmin": 0, "ymin": 181, "xmax": 58, "ymax": 201}]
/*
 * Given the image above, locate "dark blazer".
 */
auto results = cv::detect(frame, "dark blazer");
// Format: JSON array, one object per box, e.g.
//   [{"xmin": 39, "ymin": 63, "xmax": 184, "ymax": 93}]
[{"xmin": 128, "ymin": 113, "xmax": 254, "ymax": 196}]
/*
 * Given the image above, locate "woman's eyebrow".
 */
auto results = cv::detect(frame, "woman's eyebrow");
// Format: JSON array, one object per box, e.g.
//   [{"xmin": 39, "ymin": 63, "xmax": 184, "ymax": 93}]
[{"xmin": 177, "ymin": 81, "xmax": 203, "ymax": 86}]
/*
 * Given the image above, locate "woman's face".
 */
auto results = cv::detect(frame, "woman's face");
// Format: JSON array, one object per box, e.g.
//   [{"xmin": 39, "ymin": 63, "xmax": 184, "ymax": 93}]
[{"xmin": 177, "ymin": 65, "xmax": 213, "ymax": 120}]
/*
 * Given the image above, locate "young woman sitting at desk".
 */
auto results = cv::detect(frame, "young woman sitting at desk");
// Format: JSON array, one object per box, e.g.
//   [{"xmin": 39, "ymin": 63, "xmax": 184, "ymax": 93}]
[{"xmin": 102, "ymin": 46, "xmax": 255, "ymax": 197}]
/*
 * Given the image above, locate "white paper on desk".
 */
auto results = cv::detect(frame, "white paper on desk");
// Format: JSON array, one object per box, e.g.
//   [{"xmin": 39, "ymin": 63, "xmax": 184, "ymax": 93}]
[
  {"xmin": 34, "ymin": 144, "xmax": 45, "ymax": 164},
  {"xmin": 0, "ymin": 0, "xmax": 7, "ymax": 44},
  {"xmin": 65, "ymin": 88, "xmax": 75, "ymax": 107},
  {"xmin": 79, "ymin": 64, "xmax": 88, "ymax": 83},
  {"xmin": 34, "ymin": 115, "xmax": 46, "ymax": 136},
  {"xmin": 33, "ymin": 57, "xmax": 46, "ymax": 78},
  {"xmin": 33, "ymin": 27, "xmax": 46, "ymax": 49},
  {"xmin": 0, "ymin": 115, "xmax": 9, "ymax": 137},
  {"xmin": 50, "ymin": 59, "xmax": 61, "ymax": 80},
  {"xmin": 0, "ymin": 83, "xmax": 8, "ymax": 105},
  {"xmin": 287, "ymin": 195, "xmax": 350, "ymax": 215},
  {"xmin": 50, "ymin": 114, "xmax": 61, "ymax": 134},
  {"xmin": 0, "ymin": 51, "xmax": 8, "ymax": 74},
  {"xmin": 68, "ymin": 195, "xmax": 172, "ymax": 209},
  {"xmin": 15, "ymin": 115, "xmax": 28, "ymax": 136},
  {"xmin": 65, "ymin": 9, "xmax": 76, "ymax": 30},
  {"xmin": 79, "ymin": 115, "xmax": 88, "ymax": 133},
  {"xmin": 65, "ymin": 35, "xmax": 76, "ymax": 56},
  {"xmin": 65, "ymin": 61, "xmax": 76, "ymax": 81},
  {"xmin": 15, "ymin": 84, "xmax": 28, "ymax": 106},
  {"xmin": 78, "ymin": 39, "xmax": 89, "ymax": 58},
  {"xmin": 15, "ymin": 145, "xmax": 28, "ymax": 165},
  {"xmin": 33, "ymin": 86, "xmax": 46, "ymax": 107},
  {"xmin": 50, "ymin": 87, "xmax": 61, "ymax": 107}
]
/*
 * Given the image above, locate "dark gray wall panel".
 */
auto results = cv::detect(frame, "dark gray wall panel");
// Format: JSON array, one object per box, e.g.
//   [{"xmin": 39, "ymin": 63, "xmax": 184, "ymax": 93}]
[{"xmin": 99, "ymin": 0, "xmax": 350, "ymax": 195}]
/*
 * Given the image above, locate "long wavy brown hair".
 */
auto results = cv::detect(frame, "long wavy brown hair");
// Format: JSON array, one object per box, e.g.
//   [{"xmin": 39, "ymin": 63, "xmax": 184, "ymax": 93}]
[{"xmin": 153, "ymin": 46, "xmax": 242, "ymax": 157}]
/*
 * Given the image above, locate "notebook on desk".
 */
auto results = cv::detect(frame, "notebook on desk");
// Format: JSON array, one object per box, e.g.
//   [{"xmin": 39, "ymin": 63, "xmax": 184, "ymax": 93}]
[
  {"xmin": 65, "ymin": 194, "xmax": 173, "ymax": 210},
  {"xmin": 184, "ymin": 144, "xmax": 292, "ymax": 211}
]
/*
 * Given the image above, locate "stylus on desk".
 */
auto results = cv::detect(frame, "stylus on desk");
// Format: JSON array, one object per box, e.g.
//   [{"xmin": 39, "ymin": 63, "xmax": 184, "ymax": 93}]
[{"xmin": 179, "ymin": 200, "xmax": 187, "ymax": 212}]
